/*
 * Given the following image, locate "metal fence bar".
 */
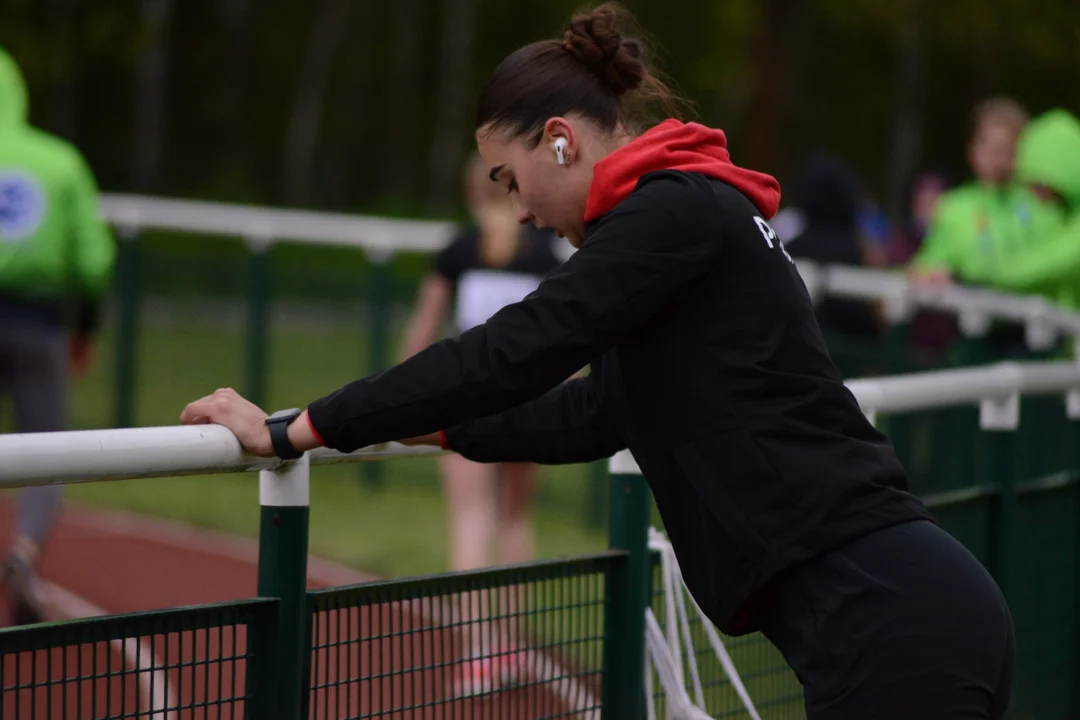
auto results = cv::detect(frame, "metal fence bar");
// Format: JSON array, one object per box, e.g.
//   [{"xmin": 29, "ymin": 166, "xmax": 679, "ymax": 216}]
[
  {"xmin": 111, "ymin": 229, "xmax": 141, "ymax": 429},
  {"xmin": 255, "ymin": 454, "xmax": 312, "ymax": 718},
  {"xmin": 245, "ymin": 239, "xmax": 272, "ymax": 410},
  {"xmin": 602, "ymin": 450, "xmax": 651, "ymax": 718},
  {"xmin": 97, "ymin": 193, "xmax": 1080, "ymax": 338},
  {"xmin": 362, "ymin": 249, "xmax": 393, "ymax": 489}
]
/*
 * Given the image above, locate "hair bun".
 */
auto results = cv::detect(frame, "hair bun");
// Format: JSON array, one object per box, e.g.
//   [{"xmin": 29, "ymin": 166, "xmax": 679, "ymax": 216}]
[{"xmin": 563, "ymin": 4, "xmax": 647, "ymax": 96}]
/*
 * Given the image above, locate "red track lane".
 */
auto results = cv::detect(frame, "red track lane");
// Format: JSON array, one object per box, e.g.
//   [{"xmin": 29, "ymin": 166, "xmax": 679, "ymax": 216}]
[{"xmin": 0, "ymin": 502, "xmax": 593, "ymax": 719}]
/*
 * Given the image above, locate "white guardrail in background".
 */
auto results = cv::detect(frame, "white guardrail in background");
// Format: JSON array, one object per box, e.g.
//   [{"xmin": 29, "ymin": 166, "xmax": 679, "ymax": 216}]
[
  {"xmin": 2, "ymin": 360, "xmax": 1080, "ymax": 489},
  {"xmin": 100, "ymin": 193, "xmax": 455, "ymax": 256},
  {"xmin": 99, "ymin": 193, "xmax": 1080, "ymax": 347}
]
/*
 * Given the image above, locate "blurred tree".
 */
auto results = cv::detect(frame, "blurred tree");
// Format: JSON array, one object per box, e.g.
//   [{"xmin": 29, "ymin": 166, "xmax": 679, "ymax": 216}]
[
  {"xmin": 2, "ymin": 0, "xmax": 1079, "ymax": 220},
  {"xmin": 216, "ymin": 0, "xmax": 253, "ymax": 200},
  {"xmin": 282, "ymin": 0, "xmax": 351, "ymax": 207},
  {"xmin": 48, "ymin": 0, "xmax": 77, "ymax": 142},
  {"xmin": 737, "ymin": 0, "xmax": 800, "ymax": 175},
  {"xmin": 323, "ymin": 0, "xmax": 380, "ymax": 210},
  {"xmin": 130, "ymin": 0, "xmax": 173, "ymax": 192},
  {"xmin": 382, "ymin": 0, "xmax": 430, "ymax": 206},
  {"xmin": 427, "ymin": 0, "xmax": 480, "ymax": 211}
]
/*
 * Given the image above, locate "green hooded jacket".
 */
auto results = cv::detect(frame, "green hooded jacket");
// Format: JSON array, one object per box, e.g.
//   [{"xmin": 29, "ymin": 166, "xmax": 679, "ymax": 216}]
[
  {"xmin": 989, "ymin": 109, "xmax": 1080, "ymax": 308},
  {"xmin": 912, "ymin": 178, "xmax": 1044, "ymax": 288},
  {"xmin": 0, "ymin": 46, "xmax": 115, "ymax": 333}
]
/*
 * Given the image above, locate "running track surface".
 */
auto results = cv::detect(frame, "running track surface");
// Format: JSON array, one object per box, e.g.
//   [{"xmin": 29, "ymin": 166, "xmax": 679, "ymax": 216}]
[{"xmin": 0, "ymin": 501, "xmax": 600, "ymax": 719}]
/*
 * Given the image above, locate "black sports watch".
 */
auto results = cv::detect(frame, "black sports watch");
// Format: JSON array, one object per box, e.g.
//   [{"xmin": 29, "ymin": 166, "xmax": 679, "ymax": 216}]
[{"xmin": 266, "ymin": 408, "xmax": 304, "ymax": 460}]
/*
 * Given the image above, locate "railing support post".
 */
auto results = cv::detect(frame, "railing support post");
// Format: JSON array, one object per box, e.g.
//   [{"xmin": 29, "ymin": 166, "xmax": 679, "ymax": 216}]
[
  {"xmin": 245, "ymin": 237, "xmax": 272, "ymax": 410},
  {"xmin": 1069, "ymin": 387, "xmax": 1080, "ymax": 716},
  {"xmin": 254, "ymin": 454, "xmax": 312, "ymax": 718},
  {"xmin": 112, "ymin": 228, "xmax": 141, "ymax": 429},
  {"xmin": 361, "ymin": 248, "xmax": 393, "ymax": 488},
  {"xmin": 946, "ymin": 314, "xmax": 993, "ymax": 489},
  {"xmin": 602, "ymin": 450, "xmax": 650, "ymax": 719},
  {"xmin": 980, "ymin": 393, "xmax": 1019, "ymax": 601}
]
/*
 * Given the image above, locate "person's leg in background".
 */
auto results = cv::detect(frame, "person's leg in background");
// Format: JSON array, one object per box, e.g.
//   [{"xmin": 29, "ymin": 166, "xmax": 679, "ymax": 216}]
[
  {"xmin": 439, "ymin": 452, "xmax": 499, "ymax": 696},
  {"xmin": 441, "ymin": 453, "xmax": 497, "ymax": 573},
  {"xmin": 495, "ymin": 462, "xmax": 537, "ymax": 567},
  {"xmin": 494, "ymin": 462, "xmax": 537, "ymax": 657},
  {"xmin": 0, "ymin": 321, "xmax": 69, "ymax": 625}
]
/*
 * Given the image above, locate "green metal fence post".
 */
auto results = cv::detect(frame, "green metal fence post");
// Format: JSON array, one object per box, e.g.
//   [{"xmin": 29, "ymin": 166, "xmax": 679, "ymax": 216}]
[
  {"xmin": 882, "ymin": 292, "xmax": 913, "ymax": 469},
  {"xmin": 361, "ymin": 248, "xmax": 393, "ymax": 488},
  {"xmin": 946, "ymin": 312, "xmax": 993, "ymax": 489},
  {"xmin": 255, "ymin": 454, "xmax": 312, "ymax": 718},
  {"xmin": 979, "ymin": 391, "xmax": 1019, "ymax": 600},
  {"xmin": 245, "ymin": 238, "xmax": 272, "ymax": 410},
  {"xmin": 245, "ymin": 600, "xmax": 280, "ymax": 719},
  {"xmin": 1069, "ymin": 376, "xmax": 1080, "ymax": 717},
  {"xmin": 112, "ymin": 227, "xmax": 141, "ymax": 428},
  {"xmin": 602, "ymin": 450, "xmax": 650, "ymax": 719},
  {"xmin": 585, "ymin": 459, "xmax": 608, "ymax": 530}
]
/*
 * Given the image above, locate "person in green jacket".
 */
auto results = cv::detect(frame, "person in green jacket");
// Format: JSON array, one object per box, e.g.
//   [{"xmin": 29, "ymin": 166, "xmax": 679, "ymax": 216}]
[
  {"xmin": 0, "ymin": 46, "xmax": 116, "ymax": 624},
  {"xmin": 984, "ymin": 108, "xmax": 1080, "ymax": 310},
  {"xmin": 910, "ymin": 96, "xmax": 1037, "ymax": 287}
]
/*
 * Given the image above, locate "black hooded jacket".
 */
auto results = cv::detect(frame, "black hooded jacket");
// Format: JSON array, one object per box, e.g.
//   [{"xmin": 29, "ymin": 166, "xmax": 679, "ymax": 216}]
[{"xmin": 306, "ymin": 121, "xmax": 932, "ymax": 636}]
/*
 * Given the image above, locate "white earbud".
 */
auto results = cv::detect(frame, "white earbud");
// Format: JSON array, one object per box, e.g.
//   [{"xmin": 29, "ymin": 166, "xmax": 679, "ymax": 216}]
[{"xmin": 554, "ymin": 137, "xmax": 569, "ymax": 166}]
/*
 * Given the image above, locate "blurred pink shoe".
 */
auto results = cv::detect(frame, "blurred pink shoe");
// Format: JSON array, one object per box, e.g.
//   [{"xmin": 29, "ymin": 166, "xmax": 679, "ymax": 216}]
[{"xmin": 449, "ymin": 648, "xmax": 528, "ymax": 699}]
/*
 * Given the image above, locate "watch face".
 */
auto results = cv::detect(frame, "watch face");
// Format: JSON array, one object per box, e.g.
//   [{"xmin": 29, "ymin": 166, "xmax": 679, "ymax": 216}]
[{"xmin": 269, "ymin": 408, "xmax": 301, "ymax": 422}]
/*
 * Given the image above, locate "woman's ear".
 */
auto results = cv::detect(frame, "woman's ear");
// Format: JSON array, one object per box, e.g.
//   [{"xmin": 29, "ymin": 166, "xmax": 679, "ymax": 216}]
[{"xmin": 543, "ymin": 117, "xmax": 576, "ymax": 166}]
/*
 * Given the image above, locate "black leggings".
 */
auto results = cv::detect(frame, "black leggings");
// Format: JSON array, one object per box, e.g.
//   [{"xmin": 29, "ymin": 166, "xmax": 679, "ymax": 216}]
[{"xmin": 757, "ymin": 520, "xmax": 1015, "ymax": 719}]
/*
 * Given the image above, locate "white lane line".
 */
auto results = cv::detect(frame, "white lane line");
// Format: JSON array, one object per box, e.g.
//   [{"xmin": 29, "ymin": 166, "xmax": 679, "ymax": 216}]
[{"xmin": 42, "ymin": 580, "xmax": 177, "ymax": 720}]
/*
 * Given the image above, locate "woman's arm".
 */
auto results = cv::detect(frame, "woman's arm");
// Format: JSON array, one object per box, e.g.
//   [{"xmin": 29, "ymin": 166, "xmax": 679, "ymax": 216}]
[
  {"xmin": 181, "ymin": 173, "xmax": 717, "ymax": 457},
  {"xmin": 304, "ymin": 173, "xmax": 718, "ymax": 453},
  {"xmin": 441, "ymin": 375, "xmax": 624, "ymax": 464},
  {"xmin": 398, "ymin": 273, "xmax": 452, "ymax": 361}
]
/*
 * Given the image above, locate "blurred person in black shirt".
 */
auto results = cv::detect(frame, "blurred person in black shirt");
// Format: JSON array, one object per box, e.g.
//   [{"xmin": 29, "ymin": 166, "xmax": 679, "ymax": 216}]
[{"xmin": 397, "ymin": 153, "xmax": 563, "ymax": 696}]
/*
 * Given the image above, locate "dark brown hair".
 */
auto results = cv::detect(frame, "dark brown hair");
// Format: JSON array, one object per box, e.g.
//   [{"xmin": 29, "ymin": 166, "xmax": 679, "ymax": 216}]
[{"xmin": 475, "ymin": 3, "xmax": 684, "ymax": 146}]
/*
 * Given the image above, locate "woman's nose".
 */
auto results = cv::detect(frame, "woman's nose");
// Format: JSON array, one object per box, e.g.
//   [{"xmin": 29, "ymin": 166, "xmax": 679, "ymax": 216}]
[{"xmin": 511, "ymin": 197, "xmax": 534, "ymax": 225}]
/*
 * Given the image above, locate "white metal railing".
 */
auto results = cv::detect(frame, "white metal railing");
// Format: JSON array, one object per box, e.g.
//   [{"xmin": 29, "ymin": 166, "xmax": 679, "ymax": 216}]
[
  {"xmin": 0, "ymin": 424, "xmax": 443, "ymax": 488},
  {"xmin": 98, "ymin": 193, "xmax": 1080, "ymax": 346},
  {"xmin": 100, "ymin": 193, "xmax": 455, "ymax": 258},
  {"xmin": 3, "ymin": 359, "xmax": 1080, "ymax": 489},
  {"xmin": 795, "ymin": 261, "xmax": 1080, "ymax": 348}
]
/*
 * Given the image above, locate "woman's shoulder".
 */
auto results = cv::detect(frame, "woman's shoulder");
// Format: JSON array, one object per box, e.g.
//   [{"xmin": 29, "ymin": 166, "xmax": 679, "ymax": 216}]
[{"xmin": 598, "ymin": 170, "xmax": 743, "ymax": 232}]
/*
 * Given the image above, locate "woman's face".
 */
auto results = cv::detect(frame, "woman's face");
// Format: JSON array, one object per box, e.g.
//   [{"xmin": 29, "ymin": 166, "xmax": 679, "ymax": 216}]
[
  {"xmin": 968, "ymin": 121, "xmax": 1019, "ymax": 186},
  {"xmin": 475, "ymin": 117, "xmax": 597, "ymax": 248}
]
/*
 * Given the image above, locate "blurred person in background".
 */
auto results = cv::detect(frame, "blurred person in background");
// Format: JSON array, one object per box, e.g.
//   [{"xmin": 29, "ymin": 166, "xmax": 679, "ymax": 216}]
[
  {"xmin": 0, "ymin": 47, "xmax": 116, "ymax": 625},
  {"xmin": 885, "ymin": 171, "xmax": 952, "ymax": 267},
  {"xmin": 979, "ymin": 109, "xmax": 1080, "ymax": 315},
  {"xmin": 908, "ymin": 96, "xmax": 1038, "ymax": 358},
  {"xmin": 857, "ymin": 193, "xmax": 892, "ymax": 268},
  {"xmin": 886, "ymin": 171, "xmax": 958, "ymax": 362},
  {"xmin": 785, "ymin": 151, "xmax": 882, "ymax": 374},
  {"xmin": 909, "ymin": 96, "xmax": 1031, "ymax": 287},
  {"xmin": 398, "ymin": 152, "xmax": 563, "ymax": 696}
]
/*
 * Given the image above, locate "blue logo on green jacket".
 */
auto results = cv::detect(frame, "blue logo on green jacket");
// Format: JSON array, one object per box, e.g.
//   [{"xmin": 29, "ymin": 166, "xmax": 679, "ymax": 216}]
[{"xmin": 0, "ymin": 171, "xmax": 45, "ymax": 242}]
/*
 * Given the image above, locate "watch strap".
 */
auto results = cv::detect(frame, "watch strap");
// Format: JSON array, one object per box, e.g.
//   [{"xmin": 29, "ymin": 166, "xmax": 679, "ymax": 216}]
[{"xmin": 266, "ymin": 409, "xmax": 304, "ymax": 460}]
